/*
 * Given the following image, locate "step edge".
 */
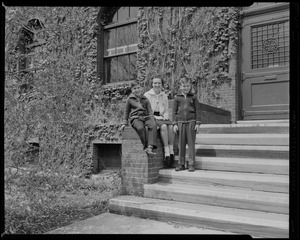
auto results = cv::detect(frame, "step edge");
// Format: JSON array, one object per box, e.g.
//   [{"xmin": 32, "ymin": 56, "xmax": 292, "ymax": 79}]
[
  {"xmin": 143, "ymin": 184, "xmax": 289, "ymax": 204},
  {"xmin": 109, "ymin": 197, "xmax": 289, "ymax": 229}
]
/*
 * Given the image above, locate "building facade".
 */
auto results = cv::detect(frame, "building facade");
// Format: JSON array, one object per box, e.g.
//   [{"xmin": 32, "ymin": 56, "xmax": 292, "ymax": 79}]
[
  {"xmin": 96, "ymin": 3, "xmax": 290, "ymax": 122},
  {"xmin": 16, "ymin": 3, "xmax": 290, "ymax": 123}
]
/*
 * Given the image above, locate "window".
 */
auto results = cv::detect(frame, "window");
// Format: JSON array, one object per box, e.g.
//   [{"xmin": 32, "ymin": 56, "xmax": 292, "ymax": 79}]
[
  {"xmin": 17, "ymin": 19, "xmax": 45, "ymax": 72},
  {"xmin": 251, "ymin": 20, "xmax": 289, "ymax": 69},
  {"xmin": 103, "ymin": 7, "xmax": 138, "ymax": 84}
]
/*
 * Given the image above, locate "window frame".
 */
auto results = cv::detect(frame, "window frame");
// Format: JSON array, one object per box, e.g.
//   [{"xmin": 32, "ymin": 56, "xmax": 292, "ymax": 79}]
[
  {"xmin": 102, "ymin": 8, "xmax": 138, "ymax": 85},
  {"xmin": 17, "ymin": 19, "xmax": 46, "ymax": 73}
]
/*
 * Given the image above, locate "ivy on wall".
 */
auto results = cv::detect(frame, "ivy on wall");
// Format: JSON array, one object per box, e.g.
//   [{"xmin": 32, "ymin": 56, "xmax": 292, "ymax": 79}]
[
  {"xmin": 136, "ymin": 6, "xmax": 239, "ymax": 107},
  {"xmin": 5, "ymin": 6, "xmax": 240, "ymax": 176},
  {"xmin": 5, "ymin": 7, "xmax": 124, "ymax": 176},
  {"xmin": 93, "ymin": 6, "xmax": 240, "ymax": 108}
]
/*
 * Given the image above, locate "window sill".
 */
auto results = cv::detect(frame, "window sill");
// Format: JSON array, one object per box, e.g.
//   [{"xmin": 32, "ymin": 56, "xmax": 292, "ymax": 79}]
[{"xmin": 103, "ymin": 80, "xmax": 135, "ymax": 88}]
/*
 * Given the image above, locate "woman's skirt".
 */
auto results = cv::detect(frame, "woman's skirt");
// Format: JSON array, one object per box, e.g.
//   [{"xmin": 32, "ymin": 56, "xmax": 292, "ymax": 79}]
[
  {"xmin": 153, "ymin": 111, "xmax": 172, "ymax": 128},
  {"xmin": 155, "ymin": 118, "xmax": 173, "ymax": 128}
]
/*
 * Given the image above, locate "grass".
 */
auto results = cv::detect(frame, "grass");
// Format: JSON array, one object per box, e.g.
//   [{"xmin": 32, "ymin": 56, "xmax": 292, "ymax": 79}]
[{"xmin": 4, "ymin": 167, "xmax": 122, "ymax": 234}]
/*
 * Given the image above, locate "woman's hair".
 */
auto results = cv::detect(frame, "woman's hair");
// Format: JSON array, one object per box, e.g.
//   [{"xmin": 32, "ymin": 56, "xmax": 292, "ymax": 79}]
[
  {"xmin": 152, "ymin": 77, "xmax": 164, "ymax": 86},
  {"xmin": 179, "ymin": 77, "xmax": 190, "ymax": 85}
]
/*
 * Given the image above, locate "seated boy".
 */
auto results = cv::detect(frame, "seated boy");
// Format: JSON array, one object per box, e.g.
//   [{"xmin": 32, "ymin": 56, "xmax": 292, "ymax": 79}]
[{"xmin": 119, "ymin": 80, "xmax": 157, "ymax": 155}]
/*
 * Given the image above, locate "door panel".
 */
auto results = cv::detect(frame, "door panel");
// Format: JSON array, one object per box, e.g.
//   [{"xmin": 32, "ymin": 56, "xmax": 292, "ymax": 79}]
[{"xmin": 241, "ymin": 5, "xmax": 289, "ymax": 120}]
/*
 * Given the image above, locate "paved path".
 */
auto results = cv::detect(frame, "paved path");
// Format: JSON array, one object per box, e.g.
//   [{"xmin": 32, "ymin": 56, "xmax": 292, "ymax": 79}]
[{"xmin": 47, "ymin": 212, "xmax": 237, "ymax": 234}]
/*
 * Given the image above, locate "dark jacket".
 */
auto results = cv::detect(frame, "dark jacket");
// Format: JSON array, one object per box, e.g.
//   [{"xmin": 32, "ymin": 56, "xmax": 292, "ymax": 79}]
[
  {"xmin": 172, "ymin": 91, "xmax": 201, "ymax": 125},
  {"xmin": 122, "ymin": 93, "xmax": 154, "ymax": 125}
]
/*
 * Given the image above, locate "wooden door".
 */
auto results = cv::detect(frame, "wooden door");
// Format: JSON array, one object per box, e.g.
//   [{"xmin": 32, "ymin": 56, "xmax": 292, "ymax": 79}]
[{"xmin": 241, "ymin": 3, "xmax": 290, "ymax": 120}]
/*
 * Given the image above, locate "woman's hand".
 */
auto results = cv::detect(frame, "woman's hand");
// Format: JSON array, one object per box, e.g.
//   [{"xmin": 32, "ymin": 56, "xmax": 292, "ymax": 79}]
[{"xmin": 173, "ymin": 125, "xmax": 178, "ymax": 133}]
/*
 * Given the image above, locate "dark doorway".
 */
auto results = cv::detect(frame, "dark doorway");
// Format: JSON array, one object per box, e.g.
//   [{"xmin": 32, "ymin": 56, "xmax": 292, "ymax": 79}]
[{"xmin": 92, "ymin": 143, "xmax": 122, "ymax": 173}]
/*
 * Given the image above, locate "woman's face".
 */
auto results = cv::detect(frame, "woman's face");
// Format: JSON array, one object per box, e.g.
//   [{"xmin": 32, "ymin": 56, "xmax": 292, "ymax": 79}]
[{"xmin": 152, "ymin": 78, "xmax": 162, "ymax": 93}]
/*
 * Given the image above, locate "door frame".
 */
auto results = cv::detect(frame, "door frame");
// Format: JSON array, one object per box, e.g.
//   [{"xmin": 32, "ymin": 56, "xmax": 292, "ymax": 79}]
[{"xmin": 238, "ymin": 3, "xmax": 290, "ymax": 120}]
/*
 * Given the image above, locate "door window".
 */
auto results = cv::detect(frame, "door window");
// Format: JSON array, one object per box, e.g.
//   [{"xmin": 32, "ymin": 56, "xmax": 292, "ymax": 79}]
[{"xmin": 251, "ymin": 21, "xmax": 289, "ymax": 69}]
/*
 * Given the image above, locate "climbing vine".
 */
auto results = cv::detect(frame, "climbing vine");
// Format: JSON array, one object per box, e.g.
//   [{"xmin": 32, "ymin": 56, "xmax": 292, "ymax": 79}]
[
  {"xmin": 136, "ymin": 6, "xmax": 239, "ymax": 106},
  {"xmin": 5, "ymin": 7, "xmax": 125, "ymax": 178},
  {"xmin": 5, "ymin": 7, "xmax": 240, "ymax": 175}
]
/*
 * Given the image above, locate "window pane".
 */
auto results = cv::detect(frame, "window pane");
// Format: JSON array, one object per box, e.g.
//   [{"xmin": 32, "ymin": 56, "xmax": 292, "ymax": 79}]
[
  {"xmin": 128, "ymin": 23, "xmax": 137, "ymax": 45},
  {"xmin": 117, "ymin": 7, "xmax": 129, "ymax": 22},
  {"xmin": 129, "ymin": 53, "xmax": 137, "ymax": 80},
  {"xmin": 105, "ymin": 57, "xmax": 118, "ymax": 83},
  {"xmin": 118, "ymin": 55, "xmax": 129, "ymax": 82},
  {"xmin": 112, "ymin": 11, "xmax": 118, "ymax": 24},
  {"xmin": 130, "ymin": 7, "xmax": 138, "ymax": 18},
  {"xmin": 104, "ymin": 28, "xmax": 116, "ymax": 56},
  {"xmin": 116, "ymin": 26, "xmax": 128, "ymax": 47},
  {"xmin": 251, "ymin": 20, "xmax": 289, "ymax": 69}
]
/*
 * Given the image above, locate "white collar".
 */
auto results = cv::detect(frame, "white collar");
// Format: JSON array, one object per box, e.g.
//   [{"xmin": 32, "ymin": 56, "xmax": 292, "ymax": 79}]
[{"xmin": 147, "ymin": 88, "xmax": 164, "ymax": 96}]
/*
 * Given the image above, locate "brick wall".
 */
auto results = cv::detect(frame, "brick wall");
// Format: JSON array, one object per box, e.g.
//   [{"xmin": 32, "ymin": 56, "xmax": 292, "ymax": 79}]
[{"xmin": 121, "ymin": 127, "xmax": 163, "ymax": 196}]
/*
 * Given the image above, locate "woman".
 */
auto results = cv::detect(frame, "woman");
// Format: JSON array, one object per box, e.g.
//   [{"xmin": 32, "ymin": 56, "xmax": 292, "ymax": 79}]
[{"xmin": 144, "ymin": 77, "xmax": 175, "ymax": 167}]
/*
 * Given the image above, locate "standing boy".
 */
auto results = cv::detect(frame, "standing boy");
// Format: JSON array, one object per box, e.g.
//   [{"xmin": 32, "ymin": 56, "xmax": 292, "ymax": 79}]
[
  {"xmin": 120, "ymin": 80, "xmax": 157, "ymax": 155},
  {"xmin": 172, "ymin": 77, "xmax": 201, "ymax": 171}
]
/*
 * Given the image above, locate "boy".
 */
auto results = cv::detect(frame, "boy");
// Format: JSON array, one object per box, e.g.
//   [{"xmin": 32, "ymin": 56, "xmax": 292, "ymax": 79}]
[
  {"xmin": 172, "ymin": 77, "xmax": 201, "ymax": 172},
  {"xmin": 119, "ymin": 80, "xmax": 157, "ymax": 155}
]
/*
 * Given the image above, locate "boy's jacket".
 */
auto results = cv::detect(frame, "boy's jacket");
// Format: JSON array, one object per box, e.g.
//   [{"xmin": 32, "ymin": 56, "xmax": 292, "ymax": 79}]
[
  {"xmin": 122, "ymin": 93, "xmax": 154, "ymax": 125},
  {"xmin": 172, "ymin": 92, "xmax": 201, "ymax": 125}
]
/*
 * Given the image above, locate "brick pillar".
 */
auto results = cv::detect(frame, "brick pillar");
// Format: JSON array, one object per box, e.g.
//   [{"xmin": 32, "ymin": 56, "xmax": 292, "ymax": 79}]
[{"xmin": 121, "ymin": 127, "xmax": 164, "ymax": 196}]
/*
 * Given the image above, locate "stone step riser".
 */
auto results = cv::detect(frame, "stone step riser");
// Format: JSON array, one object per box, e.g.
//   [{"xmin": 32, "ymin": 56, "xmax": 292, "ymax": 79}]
[
  {"xmin": 170, "ymin": 158, "xmax": 289, "ymax": 175},
  {"xmin": 158, "ymin": 175, "xmax": 288, "ymax": 193},
  {"xmin": 108, "ymin": 198, "xmax": 288, "ymax": 238},
  {"xmin": 195, "ymin": 134, "xmax": 289, "ymax": 146},
  {"xmin": 190, "ymin": 147, "xmax": 289, "ymax": 159},
  {"xmin": 143, "ymin": 186, "xmax": 288, "ymax": 214},
  {"xmin": 198, "ymin": 126, "xmax": 289, "ymax": 134}
]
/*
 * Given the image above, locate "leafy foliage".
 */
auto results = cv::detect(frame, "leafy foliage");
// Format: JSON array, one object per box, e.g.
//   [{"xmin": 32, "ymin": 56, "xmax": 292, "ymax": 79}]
[
  {"xmin": 137, "ymin": 7, "xmax": 239, "ymax": 106},
  {"xmin": 4, "ymin": 6, "xmax": 123, "ymax": 234}
]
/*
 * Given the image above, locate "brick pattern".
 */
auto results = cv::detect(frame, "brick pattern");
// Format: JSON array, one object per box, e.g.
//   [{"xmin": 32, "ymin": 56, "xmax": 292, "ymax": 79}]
[{"xmin": 121, "ymin": 127, "xmax": 164, "ymax": 196}]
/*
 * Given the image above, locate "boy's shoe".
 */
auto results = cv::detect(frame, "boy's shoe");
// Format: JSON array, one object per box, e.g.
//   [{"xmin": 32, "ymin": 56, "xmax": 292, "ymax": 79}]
[
  {"xmin": 164, "ymin": 156, "xmax": 170, "ymax": 167},
  {"xmin": 175, "ymin": 165, "xmax": 185, "ymax": 171},
  {"xmin": 145, "ymin": 146, "xmax": 156, "ymax": 155},
  {"xmin": 188, "ymin": 165, "xmax": 195, "ymax": 172}
]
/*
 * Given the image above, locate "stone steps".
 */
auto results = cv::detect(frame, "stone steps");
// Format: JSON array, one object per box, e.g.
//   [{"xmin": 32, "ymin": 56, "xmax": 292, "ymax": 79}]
[
  {"xmin": 199, "ymin": 122, "xmax": 289, "ymax": 134},
  {"xmin": 171, "ymin": 156, "xmax": 289, "ymax": 175},
  {"xmin": 191, "ymin": 144, "xmax": 289, "ymax": 159},
  {"xmin": 195, "ymin": 133, "xmax": 289, "ymax": 146},
  {"xmin": 143, "ymin": 182, "xmax": 289, "ymax": 214},
  {"xmin": 158, "ymin": 169, "xmax": 289, "ymax": 193},
  {"xmin": 108, "ymin": 195, "xmax": 289, "ymax": 238},
  {"xmin": 114, "ymin": 121, "xmax": 290, "ymax": 237}
]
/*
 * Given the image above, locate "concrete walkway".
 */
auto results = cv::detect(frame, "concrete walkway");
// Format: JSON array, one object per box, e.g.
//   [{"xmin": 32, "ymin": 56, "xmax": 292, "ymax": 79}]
[{"xmin": 47, "ymin": 212, "xmax": 237, "ymax": 234}]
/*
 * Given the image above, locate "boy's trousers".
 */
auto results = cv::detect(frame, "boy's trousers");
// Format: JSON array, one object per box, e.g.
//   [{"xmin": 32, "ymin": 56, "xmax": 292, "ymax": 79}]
[
  {"xmin": 178, "ymin": 121, "xmax": 196, "ymax": 166},
  {"xmin": 131, "ymin": 116, "xmax": 157, "ymax": 150}
]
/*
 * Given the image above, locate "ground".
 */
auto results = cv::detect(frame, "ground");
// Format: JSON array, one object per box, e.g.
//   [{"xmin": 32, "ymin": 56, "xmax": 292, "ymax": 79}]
[{"xmin": 4, "ymin": 168, "xmax": 122, "ymax": 234}]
